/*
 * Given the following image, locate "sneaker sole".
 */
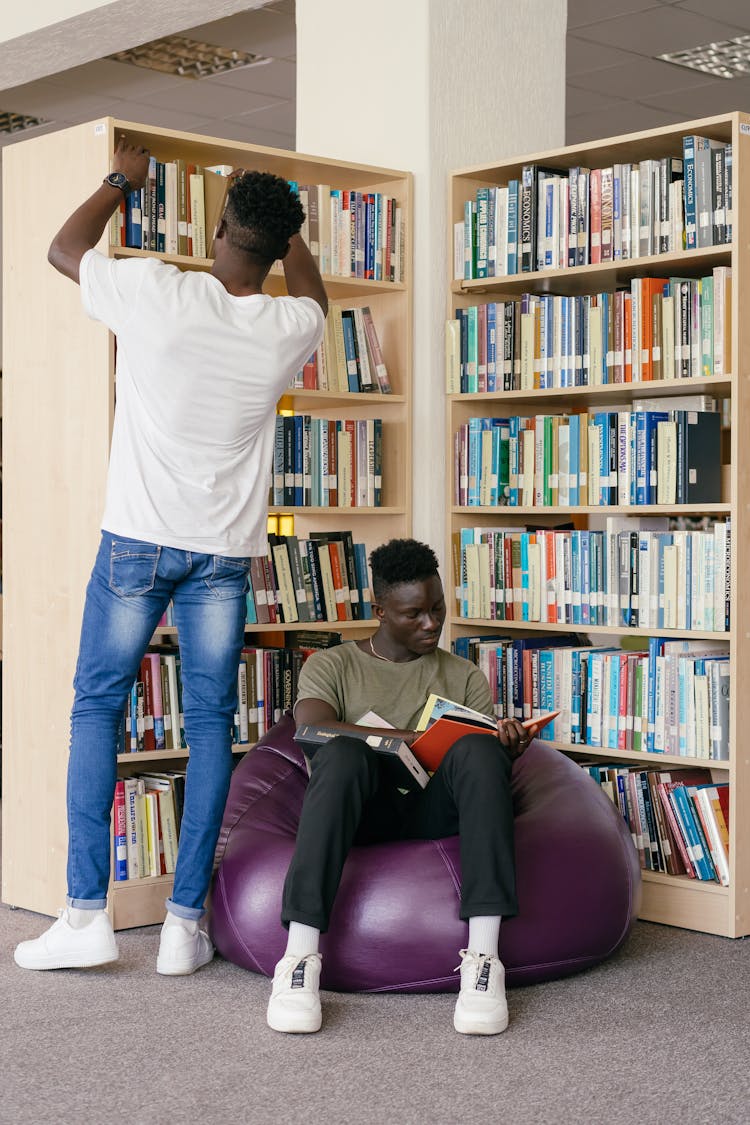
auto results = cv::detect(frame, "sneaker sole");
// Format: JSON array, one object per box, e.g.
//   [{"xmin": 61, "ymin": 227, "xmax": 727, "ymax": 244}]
[
  {"xmin": 156, "ymin": 951, "xmax": 214, "ymax": 976},
  {"xmin": 453, "ymin": 1010, "xmax": 509, "ymax": 1035},
  {"xmin": 266, "ymin": 1006, "xmax": 322, "ymax": 1034},
  {"xmin": 13, "ymin": 948, "xmax": 119, "ymax": 971}
]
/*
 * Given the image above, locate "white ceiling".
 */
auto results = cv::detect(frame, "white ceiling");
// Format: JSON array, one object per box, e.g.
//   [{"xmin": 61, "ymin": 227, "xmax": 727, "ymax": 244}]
[{"xmin": 2, "ymin": 0, "xmax": 750, "ymax": 153}]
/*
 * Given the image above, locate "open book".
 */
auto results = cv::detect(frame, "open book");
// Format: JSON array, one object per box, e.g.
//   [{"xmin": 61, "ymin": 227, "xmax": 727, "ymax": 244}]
[{"xmin": 410, "ymin": 694, "xmax": 558, "ymax": 772}]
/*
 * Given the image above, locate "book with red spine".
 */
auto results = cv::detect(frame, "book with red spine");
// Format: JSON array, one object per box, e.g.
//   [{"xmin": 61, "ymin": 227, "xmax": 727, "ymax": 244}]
[{"xmin": 113, "ymin": 779, "xmax": 128, "ymax": 881}]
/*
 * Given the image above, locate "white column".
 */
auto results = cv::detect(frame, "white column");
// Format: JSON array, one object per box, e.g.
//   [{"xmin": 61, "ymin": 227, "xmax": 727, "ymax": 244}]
[{"xmin": 296, "ymin": 0, "xmax": 567, "ymax": 566}]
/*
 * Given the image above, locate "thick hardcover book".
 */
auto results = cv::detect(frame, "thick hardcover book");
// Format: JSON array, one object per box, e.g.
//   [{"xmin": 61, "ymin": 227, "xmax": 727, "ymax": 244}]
[{"xmin": 293, "ymin": 723, "xmax": 429, "ymax": 790}]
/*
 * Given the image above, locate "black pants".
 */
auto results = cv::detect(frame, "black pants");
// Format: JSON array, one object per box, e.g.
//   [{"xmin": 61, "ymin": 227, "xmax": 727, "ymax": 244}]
[{"xmin": 281, "ymin": 732, "xmax": 518, "ymax": 932}]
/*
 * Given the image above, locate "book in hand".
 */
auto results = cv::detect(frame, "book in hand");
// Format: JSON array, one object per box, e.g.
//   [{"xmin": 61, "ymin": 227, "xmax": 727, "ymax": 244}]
[
  {"xmin": 293, "ymin": 723, "xmax": 429, "ymax": 790},
  {"xmin": 411, "ymin": 693, "xmax": 558, "ymax": 772}
]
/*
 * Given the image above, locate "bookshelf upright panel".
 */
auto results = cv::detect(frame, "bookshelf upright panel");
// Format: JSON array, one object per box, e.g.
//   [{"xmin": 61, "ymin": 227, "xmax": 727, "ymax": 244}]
[
  {"xmin": 446, "ymin": 112, "xmax": 749, "ymax": 938},
  {"xmin": 2, "ymin": 118, "xmax": 412, "ymax": 927}
]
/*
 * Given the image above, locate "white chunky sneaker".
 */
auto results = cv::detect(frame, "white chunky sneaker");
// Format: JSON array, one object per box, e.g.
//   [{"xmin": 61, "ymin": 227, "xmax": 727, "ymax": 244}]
[
  {"xmin": 14, "ymin": 909, "xmax": 119, "ymax": 970},
  {"xmin": 156, "ymin": 919, "xmax": 214, "ymax": 976},
  {"xmin": 267, "ymin": 953, "xmax": 323, "ymax": 1034},
  {"xmin": 453, "ymin": 949, "xmax": 509, "ymax": 1035}
]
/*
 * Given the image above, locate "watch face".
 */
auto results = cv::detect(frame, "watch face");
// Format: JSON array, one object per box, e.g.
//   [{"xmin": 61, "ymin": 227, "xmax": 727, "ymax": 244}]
[{"xmin": 106, "ymin": 172, "xmax": 130, "ymax": 192}]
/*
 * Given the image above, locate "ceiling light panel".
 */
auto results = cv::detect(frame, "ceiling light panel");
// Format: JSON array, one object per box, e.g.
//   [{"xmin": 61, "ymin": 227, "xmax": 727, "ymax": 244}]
[
  {"xmin": 659, "ymin": 35, "xmax": 750, "ymax": 80},
  {"xmin": 109, "ymin": 35, "xmax": 272, "ymax": 80}
]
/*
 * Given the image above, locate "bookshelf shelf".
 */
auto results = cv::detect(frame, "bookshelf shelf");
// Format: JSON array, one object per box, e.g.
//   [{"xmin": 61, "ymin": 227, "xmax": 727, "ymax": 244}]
[
  {"xmin": 452, "ymin": 245, "xmax": 732, "ymax": 298},
  {"xmin": 116, "ymin": 744, "xmax": 248, "ymax": 765},
  {"xmin": 553, "ymin": 741, "xmax": 729, "ymax": 771},
  {"xmin": 280, "ymin": 391, "xmax": 406, "ymax": 406},
  {"xmin": 448, "ymin": 375, "xmax": 732, "ymax": 408},
  {"xmin": 114, "ymin": 246, "xmax": 407, "ymax": 295},
  {"xmin": 152, "ymin": 619, "xmax": 378, "ymax": 640},
  {"xmin": 451, "ymin": 504, "xmax": 731, "ymax": 517},
  {"xmin": 449, "ymin": 617, "xmax": 732, "ymax": 642},
  {"xmin": 446, "ymin": 112, "xmax": 749, "ymax": 937},
  {"xmin": 2, "ymin": 117, "xmax": 412, "ymax": 929}
]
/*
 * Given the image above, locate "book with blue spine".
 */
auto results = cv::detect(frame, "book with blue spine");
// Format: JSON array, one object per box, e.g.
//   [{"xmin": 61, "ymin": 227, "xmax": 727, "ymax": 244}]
[
  {"xmin": 580, "ymin": 531, "xmax": 591, "ymax": 626},
  {"xmin": 507, "ymin": 180, "xmax": 519, "ymax": 274},
  {"xmin": 683, "ymin": 136, "xmax": 698, "ymax": 250},
  {"xmin": 340, "ymin": 311, "xmax": 360, "ymax": 392},
  {"xmin": 538, "ymin": 649, "xmax": 555, "ymax": 739}
]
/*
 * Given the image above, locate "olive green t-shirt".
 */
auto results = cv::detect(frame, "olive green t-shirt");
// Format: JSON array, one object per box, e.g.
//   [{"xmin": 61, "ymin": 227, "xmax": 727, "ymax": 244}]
[{"xmin": 294, "ymin": 642, "xmax": 494, "ymax": 729}]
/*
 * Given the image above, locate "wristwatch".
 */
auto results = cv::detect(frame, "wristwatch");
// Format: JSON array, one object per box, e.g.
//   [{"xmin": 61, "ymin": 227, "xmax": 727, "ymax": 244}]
[{"xmin": 103, "ymin": 171, "xmax": 133, "ymax": 196}]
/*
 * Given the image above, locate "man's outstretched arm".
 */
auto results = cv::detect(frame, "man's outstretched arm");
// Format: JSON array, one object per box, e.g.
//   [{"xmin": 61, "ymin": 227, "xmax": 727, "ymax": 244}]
[
  {"xmin": 48, "ymin": 138, "xmax": 150, "ymax": 283},
  {"xmin": 281, "ymin": 233, "xmax": 328, "ymax": 316}
]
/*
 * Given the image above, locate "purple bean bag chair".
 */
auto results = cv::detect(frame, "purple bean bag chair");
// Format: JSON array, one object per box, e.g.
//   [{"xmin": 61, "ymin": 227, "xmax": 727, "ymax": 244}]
[{"xmin": 209, "ymin": 713, "xmax": 641, "ymax": 992}]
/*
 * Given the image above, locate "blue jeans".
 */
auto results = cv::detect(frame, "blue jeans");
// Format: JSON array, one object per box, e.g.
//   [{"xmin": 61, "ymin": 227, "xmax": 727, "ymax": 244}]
[{"xmin": 67, "ymin": 530, "xmax": 250, "ymax": 920}]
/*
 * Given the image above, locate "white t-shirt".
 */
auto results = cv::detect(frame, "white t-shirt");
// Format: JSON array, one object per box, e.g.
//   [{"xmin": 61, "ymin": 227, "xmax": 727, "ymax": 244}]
[{"xmin": 80, "ymin": 249, "xmax": 325, "ymax": 556}]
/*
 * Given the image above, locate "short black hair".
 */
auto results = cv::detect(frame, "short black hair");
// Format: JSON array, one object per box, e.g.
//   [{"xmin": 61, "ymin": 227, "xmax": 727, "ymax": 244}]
[
  {"xmin": 369, "ymin": 539, "xmax": 440, "ymax": 602},
  {"xmin": 223, "ymin": 170, "xmax": 305, "ymax": 264}
]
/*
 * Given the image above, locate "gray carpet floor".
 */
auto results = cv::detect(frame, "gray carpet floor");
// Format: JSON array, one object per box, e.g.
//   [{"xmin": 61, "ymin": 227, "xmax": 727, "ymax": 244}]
[{"xmin": 1, "ymin": 901, "xmax": 748, "ymax": 1125}]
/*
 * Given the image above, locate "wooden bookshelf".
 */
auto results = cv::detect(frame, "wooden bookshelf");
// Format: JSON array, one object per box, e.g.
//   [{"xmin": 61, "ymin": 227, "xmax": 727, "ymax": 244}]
[
  {"xmin": 446, "ymin": 112, "xmax": 749, "ymax": 938},
  {"xmin": 1, "ymin": 117, "xmax": 412, "ymax": 928}
]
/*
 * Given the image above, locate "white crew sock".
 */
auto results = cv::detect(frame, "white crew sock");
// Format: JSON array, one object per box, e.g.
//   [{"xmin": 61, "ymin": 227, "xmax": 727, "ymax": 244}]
[
  {"xmin": 467, "ymin": 915, "xmax": 502, "ymax": 957},
  {"xmin": 285, "ymin": 921, "xmax": 320, "ymax": 958},
  {"xmin": 163, "ymin": 911, "xmax": 198, "ymax": 936},
  {"xmin": 67, "ymin": 907, "xmax": 106, "ymax": 930}
]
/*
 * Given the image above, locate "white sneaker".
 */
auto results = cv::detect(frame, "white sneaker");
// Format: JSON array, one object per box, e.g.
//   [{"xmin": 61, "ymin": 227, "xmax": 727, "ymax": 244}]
[
  {"xmin": 14, "ymin": 909, "xmax": 119, "ymax": 970},
  {"xmin": 453, "ymin": 949, "xmax": 509, "ymax": 1035},
  {"xmin": 156, "ymin": 918, "xmax": 214, "ymax": 976},
  {"xmin": 267, "ymin": 953, "xmax": 323, "ymax": 1034}
]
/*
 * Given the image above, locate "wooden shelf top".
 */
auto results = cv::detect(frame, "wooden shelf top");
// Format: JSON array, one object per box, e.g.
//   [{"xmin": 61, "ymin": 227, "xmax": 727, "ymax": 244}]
[
  {"xmin": 451, "ymin": 504, "xmax": 730, "ymax": 517},
  {"xmin": 553, "ymin": 741, "xmax": 729, "ymax": 771},
  {"xmin": 448, "ymin": 375, "xmax": 732, "ymax": 406}
]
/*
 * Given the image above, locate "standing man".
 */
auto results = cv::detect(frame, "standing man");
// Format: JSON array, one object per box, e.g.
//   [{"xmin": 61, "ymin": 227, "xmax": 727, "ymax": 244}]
[
  {"xmin": 14, "ymin": 139, "xmax": 327, "ymax": 974},
  {"xmin": 267, "ymin": 538, "xmax": 534, "ymax": 1037}
]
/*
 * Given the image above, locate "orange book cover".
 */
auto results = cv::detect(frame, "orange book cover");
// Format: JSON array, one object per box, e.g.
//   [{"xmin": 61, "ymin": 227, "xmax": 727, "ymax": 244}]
[
  {"xmin": 639, "ymin": 278, "xmax": 668, "ymax": 381},
  {"xmin": 411, "ymin": 711, "xmax": 558, "ymax": 773}
]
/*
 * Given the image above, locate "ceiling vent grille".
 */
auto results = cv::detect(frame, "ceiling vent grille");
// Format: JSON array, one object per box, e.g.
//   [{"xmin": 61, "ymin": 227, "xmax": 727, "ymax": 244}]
[
  {"xmin": 0, "ymin": 111, "xmax": 51, "ymax": 134},
  {"xmin": 108, "ymin": 34, "xmax": 272, "ymax": 79},
  {"xmin": 659, "ymin": 35, "xmax": 750, "ymax": 79}
]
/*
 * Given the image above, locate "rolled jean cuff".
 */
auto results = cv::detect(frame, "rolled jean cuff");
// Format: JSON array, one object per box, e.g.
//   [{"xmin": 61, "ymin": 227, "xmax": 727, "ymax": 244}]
[
  {"xmin": 165, "ymin": 897, "xmax": 205, "ymax": 922},
  {"xmin": 67, "ymin": 896, "xmax": 108, "ymax": 910}
]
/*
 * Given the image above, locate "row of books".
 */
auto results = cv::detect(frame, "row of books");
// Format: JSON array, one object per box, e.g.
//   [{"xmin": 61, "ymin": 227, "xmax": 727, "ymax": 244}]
[
  {"xmin": 120, "ymin": 633, "xmax": 343, "ymax": 758},
  {"xmin": 110, "ymin": 159, "xmax": 405, "ymax": 281},
  {"xmin": 292, "ymin": 181, "xmax": 405, "ymax": 282},
  {"xmin": 248, "ymin": 533, "xmax": 373, "ymax": 625},
  {"xmin": 271, "ymin": 415, "xmax": 383, "ymax": 509},
  {"xmin": 454, "ymin": 521, "xmax": 731, "ymax": 632},
  {"xmin": 290, "ymin": 304, "xmax": 393, "ymax": 394},
  {"xmin": 585, "ymin": 765, "xmax": 729, "ymax": 884},
  {"xmin": 455, "ymin": 135, "xmax": 732, "ymax": 280},
  {"xmin": 453, "ymin": 633, "xmax": 729, "ymax": 759},
  {"xmin": 111, "ymin": 160, "xmax": 232, "ymax": 258},
  {"xmin": 113, "ymin": 771, "xmax": 185, "ymax": 881},
  {"xmin": 454, "ymin": 406, "xmax": 721, "ymax": 508},
  {"xmin": 445, "ymin": 268, "xmax": 732, "ymax": 394}
]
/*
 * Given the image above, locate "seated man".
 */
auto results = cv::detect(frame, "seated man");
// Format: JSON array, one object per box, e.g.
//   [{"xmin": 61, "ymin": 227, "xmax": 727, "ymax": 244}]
[{"xmin": 267, "ymin": 538, "xmax": 531, "ymax": 1037}]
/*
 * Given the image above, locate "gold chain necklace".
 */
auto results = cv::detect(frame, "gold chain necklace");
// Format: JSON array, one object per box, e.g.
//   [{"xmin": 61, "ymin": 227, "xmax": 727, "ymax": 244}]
[{"xmin": 369, "ymin": 635, "xmax": 396, "ymax": 663}]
